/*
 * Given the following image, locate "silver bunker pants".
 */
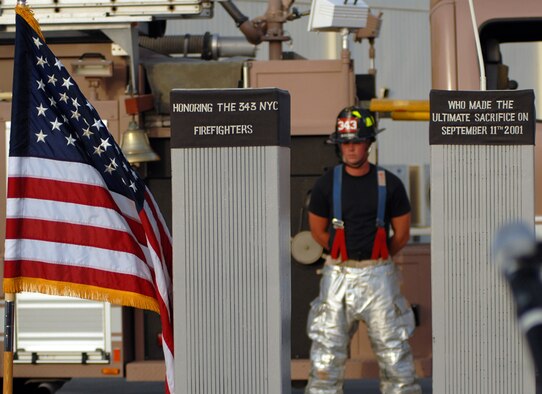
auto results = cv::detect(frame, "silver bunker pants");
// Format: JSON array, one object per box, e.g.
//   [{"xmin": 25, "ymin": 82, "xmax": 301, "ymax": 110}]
[{"xmin": 305, "ymin": 259, "xmax": 421, "ymax": 394}]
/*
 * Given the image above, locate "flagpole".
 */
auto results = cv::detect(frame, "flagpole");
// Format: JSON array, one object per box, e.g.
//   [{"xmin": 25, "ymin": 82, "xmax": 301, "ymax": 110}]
[
  {"xmin": 3, "ymin": 293, "xmax": 15, "ymax": 394},
  {"xmin": 4, "ymin": 1, "xmax": 24, "ymax": 392}
]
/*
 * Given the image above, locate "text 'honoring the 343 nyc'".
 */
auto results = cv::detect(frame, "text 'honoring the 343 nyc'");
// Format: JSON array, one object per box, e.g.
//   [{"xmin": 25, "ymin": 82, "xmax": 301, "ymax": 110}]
[
  {"xmin": 172, "ymin": 100, "xmax": 279, "ymax": 136},
  {"xmin": 170, "ymin": 89, "xmax": 290, "ymax": 149},
  {"xmin": 429, "ymin": 90, "xmax": 535, "ymax": 145}
]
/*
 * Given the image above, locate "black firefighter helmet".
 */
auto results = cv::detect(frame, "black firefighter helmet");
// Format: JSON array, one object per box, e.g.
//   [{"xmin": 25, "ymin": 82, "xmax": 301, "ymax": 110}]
[{"xmin": 327, "ymin": 106, "xmax": 382, "ymax": 144}]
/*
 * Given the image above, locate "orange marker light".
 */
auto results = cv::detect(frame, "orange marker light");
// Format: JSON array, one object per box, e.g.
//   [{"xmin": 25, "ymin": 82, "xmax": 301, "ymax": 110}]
[{"xmin": 101, "ymin": 368, "xmax": 120, "ymax": 375}]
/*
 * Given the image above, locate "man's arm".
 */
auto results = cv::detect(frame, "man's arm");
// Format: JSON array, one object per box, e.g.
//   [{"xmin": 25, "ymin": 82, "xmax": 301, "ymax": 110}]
[
  {"xmin": 308, "ymin": 212, "xmax": 330, "ymax": 251},
  {"xmin": 389, "ymin": 212, "xmax": 411, "ymax": 256}
]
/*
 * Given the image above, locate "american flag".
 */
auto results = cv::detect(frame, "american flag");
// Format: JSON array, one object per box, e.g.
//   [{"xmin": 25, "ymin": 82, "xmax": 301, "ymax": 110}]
[{"xmin": 4, "ymin": 6, "xmax": 174, "ymax": 393}]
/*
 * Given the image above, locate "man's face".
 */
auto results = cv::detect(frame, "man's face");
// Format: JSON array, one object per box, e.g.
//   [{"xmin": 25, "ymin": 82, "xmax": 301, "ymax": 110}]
[{"xmin": 340, "ymin": 141, "xmax": 371, "ymax": 168}]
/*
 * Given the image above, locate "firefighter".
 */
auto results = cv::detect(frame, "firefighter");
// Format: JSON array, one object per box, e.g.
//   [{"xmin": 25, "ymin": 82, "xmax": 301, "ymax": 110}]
[{"xmin": 305, "ymin": 107, "xmax": 421, "ymax": 394}]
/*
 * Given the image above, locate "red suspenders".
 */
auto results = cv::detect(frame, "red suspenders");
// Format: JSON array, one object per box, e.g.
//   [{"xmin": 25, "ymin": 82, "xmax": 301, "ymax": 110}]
[
  {"xmin": 330, "ymin": 165, "xmax": 389, "ymax": 261},
  {"xmin": 371, "ymin": 169, "xmax": 389, "ymax": 260}
]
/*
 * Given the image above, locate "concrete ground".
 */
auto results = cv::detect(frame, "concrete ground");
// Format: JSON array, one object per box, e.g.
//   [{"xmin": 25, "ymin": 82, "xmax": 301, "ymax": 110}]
[
  {"xmin": 55, "ymin": 378, "xmax": 434, "ymax": 394},
  {"xmin": 291, "ymin": 378, "xmax": 433, "ymax": 393},
  {"xmin": 56, "ymin": 378, "xmax": 165, "ymax": 394},
  {"xmin": 41, "ymin": 376, "xmax": 542, "ymax": 393}
]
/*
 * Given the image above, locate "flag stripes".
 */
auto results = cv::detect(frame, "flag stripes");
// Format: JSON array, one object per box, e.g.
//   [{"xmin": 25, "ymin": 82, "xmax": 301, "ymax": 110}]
[{"xmin": 4, "ymin": 260, "xmax": 158, "ymax": 300}]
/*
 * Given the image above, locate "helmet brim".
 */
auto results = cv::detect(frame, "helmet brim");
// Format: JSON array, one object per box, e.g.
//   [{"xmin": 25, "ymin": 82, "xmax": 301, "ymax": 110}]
[{"xmin": 326, "ymin": 129, "xmax": 384, "ymax": 144}]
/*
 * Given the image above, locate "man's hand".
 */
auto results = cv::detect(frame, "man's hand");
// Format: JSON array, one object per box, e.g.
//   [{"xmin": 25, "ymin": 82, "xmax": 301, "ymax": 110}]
[
  {"xmin": 389, "ymin": 212, "xmax": 411, "ymax": 256},
  {"xmin": 308, "ymin": 212, "xmax": 330, "ymax": 251}
]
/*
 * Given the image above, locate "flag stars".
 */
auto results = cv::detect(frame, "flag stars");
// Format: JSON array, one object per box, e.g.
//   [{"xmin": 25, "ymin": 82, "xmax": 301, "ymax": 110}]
[
  {"xmin": 104, "ymin": 163, "xmax": 116, "ymax": 175},
  {"xmin": 71, "ymin": 98, "xmax": 81, "ymax": 109},
  {"xmin": 47, "ymin": 74, "xmax": 58, "ymax": 86},
  {"xmin": 36, "ymin": 56, "xmax": 48, "ymax": 68},
  {"xmin": 86, "ymin": 100, "xmax": 94, "ymax": 110},
  {"xmin": 36, "ymin": 103, "xmax": 48, "ymax": 117},
  {"xmin": 32, "ymin": 36, "xmax": 43, "ymax": 49},
  {"xmin": 48, "ymin": 96, "xmax": 57, "ymax": 108},
  {"xmin": 93, "ymin": 145, "xmax": 105, "ymax": 156},
  {"xmin": 59, "ymin": 92, "xmax": 69, "ymax": 103},
  {"xmin": 129, "ymin": 181, "xmax": 137, "ymax": 192},
  {"xmin": 71, "ymin": 109, "xmax": 81, "ymax": 121},
  {"xmin": 92, "ymin": 118, "xmax": 103, "ymax": 131},
  {"xmin": 61, "ymin": 114, "xmax": 69, "ymax": 123},
  {"xmin": 65, "ymin": 134, "xmax": 77, "ymax": 146},
  {"xmin": 50, "ymin": 118, "xmax": 62, "ymax": 131},
  {"xmin": 82, "ymin": 127, "xmax": 93, "ymax": 139},
  {"xmin": 36, "ymin": 79, "xmax": 45, "ymax": 91},
  {"xmin": 110, "ymin": 158, "xmax": 118, "ymax": 169},
  {"xmin": 62, "ymin": 77, "xmax": 74, "ymax": 90},
  {"xmin": 100, "ymin": 138, "xmax": 112, "ymax": 151},
  {"xmin": 54, "ymin": 58, "xmax": 63, "ymax": 70},
  {"xmin": 35, "ymin": 130, "xmax": 48, "ymax": 143}
]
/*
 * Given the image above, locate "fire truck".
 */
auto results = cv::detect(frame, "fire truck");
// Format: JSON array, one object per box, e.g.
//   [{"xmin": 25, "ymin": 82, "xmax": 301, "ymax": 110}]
[{"xmin": 0, "ymin": 0, "xmax": 541, "ymax": 392}]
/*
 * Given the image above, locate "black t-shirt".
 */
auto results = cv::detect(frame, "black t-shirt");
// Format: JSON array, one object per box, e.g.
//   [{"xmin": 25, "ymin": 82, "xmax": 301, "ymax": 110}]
[{"xmin": 308, "ymin": 164, "xmax": 411, "ymax": 260}]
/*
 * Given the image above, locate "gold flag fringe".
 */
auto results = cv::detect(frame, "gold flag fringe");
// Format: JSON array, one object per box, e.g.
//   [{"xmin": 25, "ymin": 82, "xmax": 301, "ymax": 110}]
[
  {"xmin": 3, "ymin": 278, "xmax": 160, "ymax": 314},
  {"xmin": 15, "ymin": 4, "xmax": 45, "ymax": 42}
]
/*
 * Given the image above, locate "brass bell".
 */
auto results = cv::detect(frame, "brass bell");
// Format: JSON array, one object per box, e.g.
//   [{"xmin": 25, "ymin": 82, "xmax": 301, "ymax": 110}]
[{"xmin": 120, "ymin": 120, "xmax": 160, "ymax": 164}]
